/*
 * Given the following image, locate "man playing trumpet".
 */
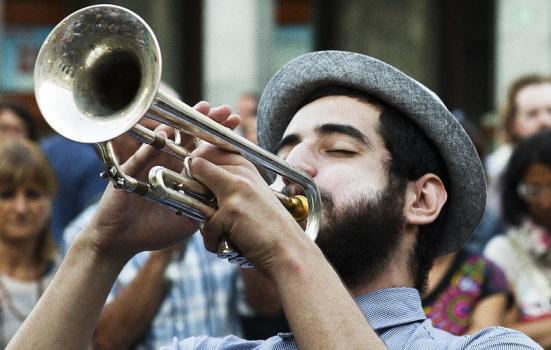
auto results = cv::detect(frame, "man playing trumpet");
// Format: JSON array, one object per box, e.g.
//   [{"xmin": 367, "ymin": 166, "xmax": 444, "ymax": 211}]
[{"xmin": 8, "ymin": 51, "xmax": 540, "ymax": 349}]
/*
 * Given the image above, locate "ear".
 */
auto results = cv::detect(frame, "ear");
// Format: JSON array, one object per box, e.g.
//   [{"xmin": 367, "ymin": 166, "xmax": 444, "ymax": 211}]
[{"xmin": 404, "ymin": 173, "xmax": 447, "ymax": 226}]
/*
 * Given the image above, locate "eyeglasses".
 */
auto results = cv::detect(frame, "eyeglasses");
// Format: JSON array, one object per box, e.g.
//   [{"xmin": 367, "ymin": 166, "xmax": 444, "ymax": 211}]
[{"xmin": 517, "ymin": 183, "xmax": 551, "ymax": 201}]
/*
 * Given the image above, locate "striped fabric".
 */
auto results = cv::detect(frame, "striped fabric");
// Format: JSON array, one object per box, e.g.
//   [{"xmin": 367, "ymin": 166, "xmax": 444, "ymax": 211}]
[
  {"xmin": 63, "ymin": 203, "xmax": 243, "ymax": 350},
  {"xmin": 162, "ymin": 288, "xmax": 541, "ymax": 350}
]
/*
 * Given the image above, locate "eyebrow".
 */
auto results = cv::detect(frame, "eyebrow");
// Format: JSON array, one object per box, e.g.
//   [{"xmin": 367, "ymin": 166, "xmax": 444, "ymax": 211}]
[{"xmin": 276, "ymin": 123, "xmax": 371, "ymax": 153}]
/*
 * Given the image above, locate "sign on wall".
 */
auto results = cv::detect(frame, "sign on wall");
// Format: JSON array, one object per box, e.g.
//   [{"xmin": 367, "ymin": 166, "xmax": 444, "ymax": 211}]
[{"xmin": 1, "ymin": 26, "xmax": 51, "ymax": 92}]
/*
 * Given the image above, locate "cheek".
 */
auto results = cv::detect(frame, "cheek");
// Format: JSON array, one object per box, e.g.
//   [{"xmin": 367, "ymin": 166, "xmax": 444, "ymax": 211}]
[
  {"xmin": 317, "ymin": 166, "xmax": 385, "ymax": 207},
  {"xmin": 31, "ymin": 202, "xmax": 52, "ymax": 228},
  {"xmin": 0, "ymin": 206, "xmax": 13, "ymax": 222},
  {"xmin": 514, "ymin": 116, "xmax": 539, "ymax": 137},
  {"xmin": 40, "ymin": 202, "xmax": 52, "ymax": 221},
  {"xmin": 0, "ymin": 206, "xmax": 8, "ymax": 218},
  {"xmin": 527, "ymin": 202, "xmax": 551, "ymax": 223}
]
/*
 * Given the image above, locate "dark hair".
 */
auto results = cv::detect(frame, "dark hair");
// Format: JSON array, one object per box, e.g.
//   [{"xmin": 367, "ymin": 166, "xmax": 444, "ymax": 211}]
[
  {"xmin": 501, "ymin": 74, "xmax": 551, "ymax": 143},
  {"xmin": 378, "ymin": 103, "xmax": 449, "ymax": 292},
  {"xmin": 0, "ymin": 102, "xmax": 37, "ymax": 140},
  {"xmin": 501, "ymin": 130, "xmax": 551, "ymax": 226},
  {"xmin": 299, "ymin": 86, "xmax": 449, "ymax": 291}
]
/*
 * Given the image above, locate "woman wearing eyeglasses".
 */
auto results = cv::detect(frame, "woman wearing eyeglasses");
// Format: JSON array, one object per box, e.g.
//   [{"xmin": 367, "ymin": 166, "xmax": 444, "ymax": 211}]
[
  {"xmin": 485, "ymin": 129, "xmax": 551, "ymax": 349},
  {"xmin": 0, "ymin": 139, "xmax": 59, "ymax": 348}
]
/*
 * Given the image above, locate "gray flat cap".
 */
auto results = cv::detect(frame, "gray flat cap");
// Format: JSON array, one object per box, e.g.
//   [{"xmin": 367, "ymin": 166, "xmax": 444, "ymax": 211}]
[{"xmin": 257, "ymin": 50, "xmax": 486, "ymax": 256}]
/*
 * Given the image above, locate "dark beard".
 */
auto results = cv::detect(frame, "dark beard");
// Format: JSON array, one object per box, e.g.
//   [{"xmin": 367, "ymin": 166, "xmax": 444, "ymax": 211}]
[{"xmin": 315, "ymin": 177, "xmax": 407, "ymax": 289}]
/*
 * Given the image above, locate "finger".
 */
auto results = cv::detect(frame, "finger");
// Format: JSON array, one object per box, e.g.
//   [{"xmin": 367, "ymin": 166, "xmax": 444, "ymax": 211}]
[
  {"xmin": 207, "ymin": 105, "xmax": 232, "ymax": 123},
  {"xmin": 222, "ymin": 114, "xmax": 241, "ymax": 131},
  {"xmin": 120, "ymin": 128, "xmax": 185, "ymax": 180},
  {"xmin": 192, "ymin": 101, "xmax": 211, "ymax": 115},
  {"xmin": 153, "ymin": 124, "xmax": 178, "ymax": 142},
  {"xmin": 184, "ymin": 113, "xmax": 240, "ymax": 151},
  {"xmin": 183, "ymin": 103, "xmax": 232, "ymax": 150},
  {"xmin": 188, "ymin": 156, "xmax": 238, "ymax": 200},
  {"xmin": 120, "ymin": 140, "xmax": 163, "ymax": 176},
  {"xmin": 200, "ymin": 213, "xmax": 228, "ymax": 254},
  {"xmin": 190, "ymin": 143, "xmax": 247, "ymax": 168}
]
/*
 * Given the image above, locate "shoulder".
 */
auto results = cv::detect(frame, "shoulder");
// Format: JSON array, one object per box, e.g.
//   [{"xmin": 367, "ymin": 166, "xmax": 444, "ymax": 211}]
[
  {"xmin": 461, "ymin": 252, "xmax": 507, "ymax": 282},
  {"xmin": 461, "ymin": 327, "xmax": 542, "ymax": 349},
  {"xmin": 483, "ymin": 235, "xmax": 522, "ymax": 278},
  {"xmin": 464, "ymin": 252, "xmax": 505, "ymax": 273},
  {"xmin": 39, "ymin": 134, "xmax": 63, "ymax": 150},
  {"xmin": 483, "ymin": 235, "xmax": 514, "ymax": 261},
  {"xmin": 165, "ymin": 335, "xmax": 273, "ymax": 350},
  {"xmin": 40, "ymin": 135, "xmax": 97, "ymax": 160},
  {"xmin": 417, "ymin": 324, "xmax": 541, "ymax": 349}
]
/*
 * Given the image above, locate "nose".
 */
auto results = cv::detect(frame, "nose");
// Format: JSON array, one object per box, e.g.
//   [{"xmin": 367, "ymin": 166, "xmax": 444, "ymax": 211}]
[
  {"xmin": 537, "ymin": 111, "xmax": 551, "ymax": 129},
  {"xmin": 284, "ymin": 143, "xmax": 318, "ymax": 179},
  {"xmin": 13, "ymin": 192, "xmax": 29, "ymax": 213}
]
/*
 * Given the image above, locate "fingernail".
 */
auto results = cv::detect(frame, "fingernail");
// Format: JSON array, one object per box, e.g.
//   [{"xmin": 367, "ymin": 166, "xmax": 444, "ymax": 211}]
[{"xmin": 193, "ymin": 101, "xmax": 209, "ymax": 108}]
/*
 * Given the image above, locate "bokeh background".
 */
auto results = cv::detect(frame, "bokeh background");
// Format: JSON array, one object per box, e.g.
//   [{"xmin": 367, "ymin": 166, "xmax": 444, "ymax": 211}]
[{"xmin": 0, "ymin": 0, "xmax": 549, "ymax": 151}]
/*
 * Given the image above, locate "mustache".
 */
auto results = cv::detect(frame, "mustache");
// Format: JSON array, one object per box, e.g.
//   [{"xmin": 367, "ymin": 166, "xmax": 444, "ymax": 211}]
[
  {"xmin": 281, "ymin": 184, "xmax": 302, "ymax": 197},
  {"xmin": 282, "ymin": 185, "xmax": 334, "ymax": 213}
]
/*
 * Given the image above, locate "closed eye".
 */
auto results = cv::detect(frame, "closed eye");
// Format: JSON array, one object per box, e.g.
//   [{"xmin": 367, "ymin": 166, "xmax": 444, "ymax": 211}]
[
  {"xmin": 26, "ymin": 189, "xmax": 43, "ymax": 200},
  {"xmin": 527, "ymin": 110, "xmax": 538, "ymax": 118},
  {"xmin": 325, "ymin": 149, "xmax": 357, "ymax": 156},
  {"xmin": 0, "ymin": 190, "xmax": 14, "ymax": 200}
]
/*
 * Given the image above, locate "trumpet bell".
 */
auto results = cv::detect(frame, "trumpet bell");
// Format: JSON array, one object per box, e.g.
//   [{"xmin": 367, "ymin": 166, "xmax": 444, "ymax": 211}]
[{"xmin": 34, "ymin": 4, "xmax": 162, "ymax": 143}]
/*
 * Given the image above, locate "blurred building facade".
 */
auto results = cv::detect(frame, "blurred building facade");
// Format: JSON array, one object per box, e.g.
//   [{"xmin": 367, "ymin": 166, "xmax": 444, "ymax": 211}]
[
  {"xmin": 496, "ymin": 0, "xmax": 551, "ymax": 104},
  {"xmin": 0, "ymin": 0, "xmax": 549, "ymax": 138}
]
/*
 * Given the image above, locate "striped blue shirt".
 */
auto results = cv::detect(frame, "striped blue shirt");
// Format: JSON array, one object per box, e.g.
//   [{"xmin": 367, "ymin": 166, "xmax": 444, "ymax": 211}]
[
  {"xmin": 162, "ymin": 287, "xmax": 541, "ymax": 350},
  {"xmin": 64, "ymin": 203, "xmax": 244, "ymax": 350}
]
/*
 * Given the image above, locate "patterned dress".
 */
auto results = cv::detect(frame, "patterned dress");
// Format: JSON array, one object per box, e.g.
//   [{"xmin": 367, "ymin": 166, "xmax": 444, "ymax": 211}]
[{"xmin": 422, "ymin": 251, "xmax": 510, "ymax": 335}]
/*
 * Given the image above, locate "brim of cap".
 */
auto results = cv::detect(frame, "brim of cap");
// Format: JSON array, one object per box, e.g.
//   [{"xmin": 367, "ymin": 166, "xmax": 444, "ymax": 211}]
[{"xmin": 257, "ymin": 50, "xmax": 486, "ymax": 256}]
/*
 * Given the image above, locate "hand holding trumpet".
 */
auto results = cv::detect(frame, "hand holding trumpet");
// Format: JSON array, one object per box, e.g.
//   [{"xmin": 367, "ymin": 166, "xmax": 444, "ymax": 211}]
[
  {"xmin": 84, "ymin": 102, "xmax": 240, "ymax": 259},
  {"xmin": 189, "ymin": 139, "xmax": 309, "ymax": 273}
]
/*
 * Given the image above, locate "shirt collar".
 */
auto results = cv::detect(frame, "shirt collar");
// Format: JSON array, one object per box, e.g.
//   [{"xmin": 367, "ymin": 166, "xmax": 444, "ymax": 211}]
[
  {"xmin": 355, "ymin": 287, "xmax": 426, "ymax": 331},
  {"xmin": 277, "ymin": 287, "xmax": 426, "ymax": 339}
]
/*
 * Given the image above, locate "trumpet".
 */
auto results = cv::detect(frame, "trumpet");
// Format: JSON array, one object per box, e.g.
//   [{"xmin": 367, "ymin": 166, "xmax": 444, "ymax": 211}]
[{"xmin": 34, "ymin": 4, "xmax": 321, "ymax": 268}]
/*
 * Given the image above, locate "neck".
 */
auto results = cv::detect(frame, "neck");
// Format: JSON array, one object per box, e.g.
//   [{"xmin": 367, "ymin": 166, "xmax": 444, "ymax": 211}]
[
  {"xmin": 432, "ymin": 251, "xmax": 456, "ymax": 268},
  {"xmin": 0, "ymin": 238, "xmax": 42, "ymax": 280},
  {"xmin": 350, "ymin": 230, "xmax": 417, "ymax": 296},
  {"xmin": 350, "ymin": 272, "xmax": 412, "ymax": 296},
  {"xmin": 424, "ymin": 251, "xmax": 457, "ymax": 296}
]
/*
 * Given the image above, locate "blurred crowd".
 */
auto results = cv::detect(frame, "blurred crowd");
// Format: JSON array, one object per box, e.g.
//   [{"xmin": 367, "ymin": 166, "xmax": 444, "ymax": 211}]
[
  {"xmin": 2, "ymin": 73, "xmax": 551, "ymax": 349},
  {"xmin": 423, "ymin": 74, "xmax": 551, "ymax": 348}
]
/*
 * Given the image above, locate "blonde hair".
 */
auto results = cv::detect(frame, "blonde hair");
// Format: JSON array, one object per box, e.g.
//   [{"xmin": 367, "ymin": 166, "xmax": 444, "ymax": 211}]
[{"xmin": 0, "ymin": 138, "xmax": 57, "ymax": 263}]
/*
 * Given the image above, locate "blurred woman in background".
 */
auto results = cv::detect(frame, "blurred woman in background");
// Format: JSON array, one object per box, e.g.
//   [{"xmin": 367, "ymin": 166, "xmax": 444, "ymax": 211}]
[
  {"xmin": 0, "ymin": 139, "xmax": 58, "ymax": 347},
  {"xmin": 485, "ymin": 130, "xmax": 551, "ymax": 349},
  {"xmin": 486, "ymin": 74, "xmax": 551, "ymax": 216},
  {"xmin": 0, "ymin": 103, "xmax": 37, "ymax": 141}
]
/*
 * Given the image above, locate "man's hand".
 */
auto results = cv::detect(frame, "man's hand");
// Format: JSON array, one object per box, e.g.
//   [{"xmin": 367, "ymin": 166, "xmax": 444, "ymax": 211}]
[
  {"xmin": 84, "ymin": 102, "xmax": 240, "ymax": 259},
  {"xmin": 188, "ymin": 143, "xmax": 309, "ymax": 275}
]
